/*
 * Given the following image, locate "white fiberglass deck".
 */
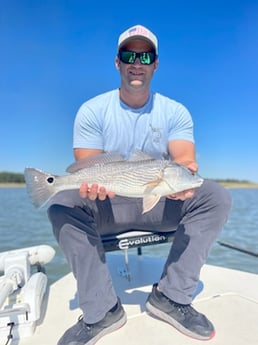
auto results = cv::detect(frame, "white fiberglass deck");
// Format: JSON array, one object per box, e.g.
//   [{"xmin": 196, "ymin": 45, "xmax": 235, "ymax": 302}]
[{"xmin": 18, "ymin": 254, "xmax": 258, "ymax": 345}]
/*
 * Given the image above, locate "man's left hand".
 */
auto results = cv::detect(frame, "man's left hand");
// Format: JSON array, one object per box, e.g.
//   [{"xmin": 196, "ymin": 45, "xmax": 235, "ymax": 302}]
[
  {"xmin": 167, "ymin": 188, "xmax": 195, "ymax": 201},
  {"xmin": 166, "ymin": 160, "xmax": 198, "ymax": 200}
]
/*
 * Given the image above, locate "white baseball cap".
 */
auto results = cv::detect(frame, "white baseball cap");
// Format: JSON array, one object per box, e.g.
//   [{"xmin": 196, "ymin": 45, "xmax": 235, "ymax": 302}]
[{"xmin": 118, "ymin": 24, "xmax": 158, "ymax": 54}]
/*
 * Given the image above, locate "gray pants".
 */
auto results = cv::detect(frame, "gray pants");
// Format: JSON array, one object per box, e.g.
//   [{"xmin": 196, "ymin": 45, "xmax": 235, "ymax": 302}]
[{"xmin": 47, "ymin": 180, "xmax": 231, "ymax": 323}]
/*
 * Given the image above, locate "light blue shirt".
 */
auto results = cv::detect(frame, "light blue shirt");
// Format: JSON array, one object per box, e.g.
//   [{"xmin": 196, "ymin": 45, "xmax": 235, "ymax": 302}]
[{"xmin": 73, "ymin": 89, "xmax": 194, "ymax": 159}]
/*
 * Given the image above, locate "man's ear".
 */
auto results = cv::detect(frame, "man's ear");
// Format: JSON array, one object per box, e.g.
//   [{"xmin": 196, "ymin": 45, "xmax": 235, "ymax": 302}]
[
  {"xmin": 115, "ymin": 57, "xmax": 120, "ymax": 70},
  {"xmin": 154, "ymin": 58, "xmax": 159, "ymax": 72}
]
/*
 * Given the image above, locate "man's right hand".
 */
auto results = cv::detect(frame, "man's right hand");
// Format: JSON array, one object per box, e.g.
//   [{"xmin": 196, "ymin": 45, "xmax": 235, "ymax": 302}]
[{"xmin": 79, "ymin": 182, "xmax": 115, "ymax": 201}]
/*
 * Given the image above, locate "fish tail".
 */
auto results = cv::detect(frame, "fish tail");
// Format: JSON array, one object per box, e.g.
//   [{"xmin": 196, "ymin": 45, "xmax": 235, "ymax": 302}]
[{"xmin": 24, "ymin": 168, "xmax": 57, "ymax": 209}]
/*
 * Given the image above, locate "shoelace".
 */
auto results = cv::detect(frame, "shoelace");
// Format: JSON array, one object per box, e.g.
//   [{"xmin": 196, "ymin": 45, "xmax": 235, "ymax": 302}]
[
  {"xmin": 157, "ymin": 284, "xmax": 198, "ymax": 315},
  {"xmin": 159, "ymin": 289, "xmax": 198, "ymax": 316},
  {"xmin": 170, "ymin": 301, "xmax": 199, "ymax": 316},
  {"xmin": 78, "ymin": 315, "xmax": 98, "ymax": 333}
]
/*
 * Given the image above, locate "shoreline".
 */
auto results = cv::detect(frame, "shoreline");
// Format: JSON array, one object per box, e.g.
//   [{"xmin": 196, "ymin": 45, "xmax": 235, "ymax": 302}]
[
  {"xmin": 218, "ymin": 182, "xmax": 258, "ymax": 188},
  {"xmin": 0, "ymin": 183, "xmax": 26, "ymax": 187}
]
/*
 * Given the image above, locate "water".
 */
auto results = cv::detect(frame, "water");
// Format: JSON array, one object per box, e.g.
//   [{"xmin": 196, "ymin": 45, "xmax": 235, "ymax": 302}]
[{"xmin": 0, "ymin": 187, "xmax": 257, "ymax": 286}]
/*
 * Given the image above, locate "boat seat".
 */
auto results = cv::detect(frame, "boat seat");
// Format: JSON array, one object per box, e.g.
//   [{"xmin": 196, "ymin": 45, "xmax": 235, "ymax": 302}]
[
  {"xmin": 101, "ymin": 229, "xmax": 176, "ymax": 253},
  {"xmin": 101, "ymin": 229, "xmax": 176, "ymax": 280}
]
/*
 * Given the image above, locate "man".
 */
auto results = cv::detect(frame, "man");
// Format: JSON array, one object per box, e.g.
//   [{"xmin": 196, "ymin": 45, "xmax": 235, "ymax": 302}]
[{"xmin": 48, "ymin": 24, "xmax": 232, "ymax": 344}]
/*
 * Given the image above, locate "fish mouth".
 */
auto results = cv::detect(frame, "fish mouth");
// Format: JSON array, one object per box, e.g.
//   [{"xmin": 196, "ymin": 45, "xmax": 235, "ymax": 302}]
[{"xmin": 164, "ymin": 177, "xmax": 204, "ymax": 193}]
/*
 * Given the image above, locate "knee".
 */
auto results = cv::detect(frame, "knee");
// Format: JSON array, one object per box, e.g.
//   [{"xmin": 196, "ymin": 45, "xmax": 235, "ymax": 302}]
[
  {"xmin": 48, "ymin": 204, "xmax": 66, "ymax": 223},
  {"xmin": 203, "ymin": 180, "xmax": 232, "ymax": 217},
  {"xmin": 47, "ymin": 204, "xmax": 69, "ymax": 241}
]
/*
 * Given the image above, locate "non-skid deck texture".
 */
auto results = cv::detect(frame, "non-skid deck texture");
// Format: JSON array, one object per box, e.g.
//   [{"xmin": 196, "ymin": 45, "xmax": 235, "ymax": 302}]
[{"xmin": 18, "ymin": 254, "xmax": 258, "ymax": 345}]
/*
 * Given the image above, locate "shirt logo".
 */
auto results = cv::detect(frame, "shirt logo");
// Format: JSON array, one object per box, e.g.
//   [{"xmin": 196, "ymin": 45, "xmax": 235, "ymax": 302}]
[{"xmin": 150, "ymin": 124, "xmax": 162, "ymax": 143}]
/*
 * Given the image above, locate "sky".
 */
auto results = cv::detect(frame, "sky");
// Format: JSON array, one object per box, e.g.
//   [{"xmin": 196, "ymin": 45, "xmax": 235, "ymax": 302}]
[{"xmin": 1, "ymin": 0, "xmax": 258, "ymax": 182}]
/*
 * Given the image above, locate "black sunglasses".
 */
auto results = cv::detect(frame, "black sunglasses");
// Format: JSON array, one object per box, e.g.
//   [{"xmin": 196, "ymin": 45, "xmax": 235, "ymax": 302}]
[{"xmin": 118, "ymin": 50, "xmax": 157, "ymax": 65}]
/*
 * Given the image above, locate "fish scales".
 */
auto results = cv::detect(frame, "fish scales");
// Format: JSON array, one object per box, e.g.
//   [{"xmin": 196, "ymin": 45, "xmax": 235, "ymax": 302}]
[{"xmin": 55, "ymin": 159, "xmax": 166, "ymax": 196}]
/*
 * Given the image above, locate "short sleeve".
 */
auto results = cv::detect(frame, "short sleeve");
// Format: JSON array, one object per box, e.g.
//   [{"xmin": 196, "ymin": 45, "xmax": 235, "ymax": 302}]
[
  {"xmin": 168, "ymin": 103, "xmax": 194, "ymax": 142},
  {"xmin": 73, "ymin": 103, "xmax": 103, "ymax": 149}
]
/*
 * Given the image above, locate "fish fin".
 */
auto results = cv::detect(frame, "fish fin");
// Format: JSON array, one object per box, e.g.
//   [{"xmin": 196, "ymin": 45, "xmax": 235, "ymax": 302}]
[
  {"xmin": 66, "ymin": 152, "xmax": 124, "ymax": 173},
  {"xmin": 128, "ymin": 150, "xmax": 154, "ymax": 162},
  {"xmin": 24, "ymin": 168, "xmax": 57, "ymax": 208},
  {"xmin": 144, "ymin": 178, "xmax": 162, "ymax": 190},
  {"xmin": 142, "ymin": 195, "xmax": 161, "ymax": 214}
]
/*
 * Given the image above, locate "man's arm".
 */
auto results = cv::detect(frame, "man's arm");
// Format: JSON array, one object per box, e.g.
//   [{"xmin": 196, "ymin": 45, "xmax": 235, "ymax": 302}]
[
  {"xmin": 74, "ymin": 148, "xmax": 103, "ymax": 161},
  {"xmin": 168, "ymin": 140, "xmax": 198, "ymax": 172},
  {"xmin": 167, "ymin": 140, "xmax": 198, "ymax": 200}
]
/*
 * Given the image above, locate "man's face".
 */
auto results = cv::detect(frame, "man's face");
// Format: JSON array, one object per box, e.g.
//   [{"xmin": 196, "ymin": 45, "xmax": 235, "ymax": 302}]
[{"xmin": 116, "ymin": 39, "xmax": 158, "ymax": 90}]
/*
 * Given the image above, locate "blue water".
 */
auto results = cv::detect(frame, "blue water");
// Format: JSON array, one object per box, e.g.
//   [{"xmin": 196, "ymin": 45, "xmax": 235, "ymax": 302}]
[{"xmin": 0, "ymin": 187, "xmax": 257, "ymax": 285}]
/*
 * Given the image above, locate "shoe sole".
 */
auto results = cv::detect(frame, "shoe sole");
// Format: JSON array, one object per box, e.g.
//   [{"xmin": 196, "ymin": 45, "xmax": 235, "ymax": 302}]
[
  {"xmin": 86, "ymin": 313, "xmax": 127, "ymax": 345},
  {"xmin": 146, "ymin": 301, "xmax": 215, "ymax": 341}
]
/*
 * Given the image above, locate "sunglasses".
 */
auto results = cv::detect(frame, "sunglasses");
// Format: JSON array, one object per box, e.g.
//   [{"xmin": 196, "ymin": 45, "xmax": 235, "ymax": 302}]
[{"xmin": 118, "ymin": 50, "xmax": 156, "ymax": 65}]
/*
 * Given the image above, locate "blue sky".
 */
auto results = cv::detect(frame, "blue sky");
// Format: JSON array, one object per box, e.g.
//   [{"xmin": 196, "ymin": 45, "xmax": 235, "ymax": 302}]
[{"xmin": 1, "ymin": 0, "xmax": 258, "ymax": 182}]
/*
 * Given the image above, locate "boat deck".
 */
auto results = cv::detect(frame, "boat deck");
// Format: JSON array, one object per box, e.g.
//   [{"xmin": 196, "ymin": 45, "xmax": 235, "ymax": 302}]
[{"xmin": 18, "ymin": 253, "xmax": 258, "ymax": 345}]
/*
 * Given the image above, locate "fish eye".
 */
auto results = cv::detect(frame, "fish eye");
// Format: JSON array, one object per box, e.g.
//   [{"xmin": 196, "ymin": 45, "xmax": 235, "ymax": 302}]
[{"xmin": 47, "ymin": 176, "xmax": 55, "ymax": 184}]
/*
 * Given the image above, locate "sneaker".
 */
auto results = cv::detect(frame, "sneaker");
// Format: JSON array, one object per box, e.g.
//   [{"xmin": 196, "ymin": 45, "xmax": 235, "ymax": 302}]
[
  {"xmin": 146, "ymin": 284, "xmax": 215, "ymax": 340},
  {"xmin": 57, "ymin": 298, "xmax": 127, "ymax": 345}
]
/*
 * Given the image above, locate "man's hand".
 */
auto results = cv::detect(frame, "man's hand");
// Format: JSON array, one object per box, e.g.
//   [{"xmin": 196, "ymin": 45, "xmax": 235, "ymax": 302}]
[
  {"xmin": 185, "ymin": 161, "xmax": 198, "ymax": 174},
  {"xmin": 79, "ymin": 182, "xmax": 115, "ymax": 201},
  {"xmin": 167, "ymin": 188, "xmax": 195, "ymax": 201},
  {"xmin": 166, "ymin": 161, "xmax": 198, "ymax": 201}
]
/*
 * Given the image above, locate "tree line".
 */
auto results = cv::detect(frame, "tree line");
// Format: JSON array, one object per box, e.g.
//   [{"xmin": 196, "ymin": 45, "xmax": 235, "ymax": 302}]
[{"xmin": 0, "ymin": 172, "xmax": 25, "ymax": 183}]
